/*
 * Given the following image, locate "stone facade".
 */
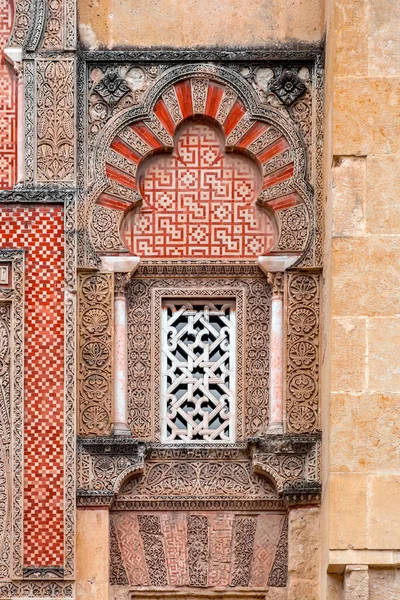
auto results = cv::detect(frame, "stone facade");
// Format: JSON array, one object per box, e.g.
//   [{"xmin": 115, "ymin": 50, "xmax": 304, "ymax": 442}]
[{"xmin": 0, "ymin": 0, "xmax": 398, "ymax": 599}]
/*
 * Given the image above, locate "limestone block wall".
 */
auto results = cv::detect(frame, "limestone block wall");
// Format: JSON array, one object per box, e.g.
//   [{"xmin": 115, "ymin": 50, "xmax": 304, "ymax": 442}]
[
  {"xmin": 324, "ymin": 0, "xmax": 400, "ymax": 596},
  {"xmin": 77, "ymin": 0, "xmax": 323, "ymax": 48}
]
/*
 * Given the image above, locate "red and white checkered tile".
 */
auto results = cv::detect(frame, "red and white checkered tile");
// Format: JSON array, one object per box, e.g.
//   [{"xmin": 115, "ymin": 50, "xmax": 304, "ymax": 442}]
[{"xmin": 0, "ymin": 206, "xmax": 64, "ymax": 567}]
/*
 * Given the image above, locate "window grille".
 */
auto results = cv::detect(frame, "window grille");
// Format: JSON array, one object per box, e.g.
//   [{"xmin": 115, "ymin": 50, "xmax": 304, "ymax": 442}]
[{"xmin": 161, "ymin": 298, "xmax": 236, "ymax": 443}]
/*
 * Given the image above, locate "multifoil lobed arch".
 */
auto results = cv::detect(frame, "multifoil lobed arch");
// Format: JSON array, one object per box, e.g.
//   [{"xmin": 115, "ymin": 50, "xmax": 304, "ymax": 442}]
[{"xmin": 90, "ymin": 64, "xmax": 313, "ymax": 259}]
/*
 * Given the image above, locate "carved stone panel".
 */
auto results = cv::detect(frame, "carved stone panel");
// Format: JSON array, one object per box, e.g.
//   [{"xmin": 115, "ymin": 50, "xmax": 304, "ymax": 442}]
[
  {"xmin": 286, "ymin": 272, "xmax": 320, "ymax": 433},
  {"xmin": 110, "ymin": 510, "xmax": 288, "ymax": 590},
  {"xmin": 78, "ymin": 272, "xmax": 114, "ymax": 436},
  {"xmin": 36, "ymin": 58, "xmax": 75, "ymax": 183}
]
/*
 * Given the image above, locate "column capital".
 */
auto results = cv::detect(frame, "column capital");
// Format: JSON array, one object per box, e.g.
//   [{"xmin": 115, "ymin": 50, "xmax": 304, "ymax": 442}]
[{"xmin": 267, "ymin": 272, "xmax": 284, "ymax": 299}]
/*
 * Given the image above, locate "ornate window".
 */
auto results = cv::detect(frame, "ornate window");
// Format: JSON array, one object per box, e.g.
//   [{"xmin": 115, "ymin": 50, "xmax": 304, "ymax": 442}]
[{"xmin": 161, "ymin": 298, "xmax": 236, "ymax": 443}]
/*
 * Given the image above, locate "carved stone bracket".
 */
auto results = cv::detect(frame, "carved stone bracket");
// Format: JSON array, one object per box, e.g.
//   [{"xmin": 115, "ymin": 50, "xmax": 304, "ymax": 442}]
[
  {"xmin": 76, "ymin": 437, "xmax": 146, "ymax": 507},
  {"xmin": 250, "ymin": 433, "xmax": 321, "ymax": 505}
]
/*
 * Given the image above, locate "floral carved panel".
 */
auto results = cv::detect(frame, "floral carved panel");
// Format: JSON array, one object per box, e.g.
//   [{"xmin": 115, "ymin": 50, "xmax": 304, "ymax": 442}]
[
  {"xmin": 286, "ymin": 272, "xmax": 320, "ymax": 433},
  {"xmin": 78, "ymin": 272, "xmax": 114, "ymax": 436}
]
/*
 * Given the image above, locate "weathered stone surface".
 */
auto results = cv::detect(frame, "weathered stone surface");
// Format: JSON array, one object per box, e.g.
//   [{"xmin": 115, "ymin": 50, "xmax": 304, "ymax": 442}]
[
  {"xmin": 287, "ymin": 508, "xmax": 320, "ymax": 599},
  {"xmin": 368, "ymin": 0, "xmax": 400, "ymax": 76},
  {"xmin": 76, "ymin": 509, "xmax": 110, "ymax": 600},
  {"xmin": 330, "ymin": 474, "xmax": 367, "ymax": 549},
  {"xmin": 366, "ymin": 154, "xmax": 400, "ymax": 234},
  {"xmin": 332, "ymin": 236, "xmax": 400, "ymax": 317},
  {"xmin": 333, "ymin": 78, "xmax": 400, "ymax": 155},
  {"xmin": 369, "ymin": 567, "xmax": 400, "ymax": 599},
  {"xmin": 344, "ymin": 565, "xmax": 368, "ymax": 600},
  {"xmin": 327, "ymin": 573, "xmax": 344, "ymax": 600},
  {"xmin": 368, "ymin": 476, "xmax": 400, "ymax": 549},
  {"xmin": 331, "ymin": 317, "xmax": 366, "ymax": 392},
  {"xmin": 330, "ymin": 393, "xmax": 400, "ymax": 473},
  {"xmin": 368, "ymin": 319, "xmax": 400, "ymax": 391},
  {"xmin": 78, "ymin": 0, "xmax": 324, "ymax": 48},
  {"xmin": 332, "ymin": 157, "xmax": 365, "ymax": 237},
  {"xmin": 334, "ymin": 0, "xmax": 368, "ymax": 76}
]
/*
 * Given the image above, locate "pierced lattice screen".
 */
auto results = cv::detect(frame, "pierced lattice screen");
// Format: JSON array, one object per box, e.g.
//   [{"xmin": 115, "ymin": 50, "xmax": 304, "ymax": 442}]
[{"xmin": 161, "ymin": 299, "xmax": 236, "ymax": 442}]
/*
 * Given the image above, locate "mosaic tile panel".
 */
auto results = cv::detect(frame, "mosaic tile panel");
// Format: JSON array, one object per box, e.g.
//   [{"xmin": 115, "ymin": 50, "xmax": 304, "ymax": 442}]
[
  {"xmin": 0, "ymin": 206, "xmax": 65, "ymax": 567},
  {"xmin": 121, "ymin": 122, "xmax": 275, "ymax": 258},
  {"xmin": 0, "ymin": 0, "xmax": 17, "ymax": 189}
]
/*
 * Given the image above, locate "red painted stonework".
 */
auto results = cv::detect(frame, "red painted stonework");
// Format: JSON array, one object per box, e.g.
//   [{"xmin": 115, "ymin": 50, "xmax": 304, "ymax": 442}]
[
  {"xmin": 0, "ymin": 206, "xmax": 64, "ymax": 567},
  {"xmin": 0, "ymin": 0, "xmax": 17, "ymax": 189},
  {"xmin": 121, "ymin": 121, "xmax": 275, "ymax": 258}
]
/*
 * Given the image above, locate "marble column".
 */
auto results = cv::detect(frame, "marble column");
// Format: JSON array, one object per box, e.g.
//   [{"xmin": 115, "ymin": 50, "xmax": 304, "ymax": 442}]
[
  {"xmin": 267, "ymin": 272, "xmax": 284, "ymax": 434},
  {"xmin": 113, "ymin": 273, "xmax": 130, "ymax": 435},
  {"xmin": 101, "ymin": 256, "xmax": 140, "ymax": 436},
  {"xmin": 15, "ymin": 62, "xmax": 24, "ymax": 185}
]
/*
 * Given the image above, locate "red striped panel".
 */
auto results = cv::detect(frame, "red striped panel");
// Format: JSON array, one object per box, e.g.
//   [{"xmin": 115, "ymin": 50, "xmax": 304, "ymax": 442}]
[
  {"xmin": 154, "ymin": 98, "xmax": 176, "ymax": 137},
  {"xmin": 269, "ymin": 193, "xmax": 299, "ymax": 210},
  {"xmin": 106, "ymin": 164, "xmax": 137, "ymax": 189},
  {"xmin": 111, "ymin": 137, "xmax": 141, "ymax": 164},
  {"xmin": 205, "ymin": 81, "xmax": 225, "ymax": 118},
  {"xmin": 263, "ymin": 164, "xmax": 294, "ymax": 189},
  {"xmin": 175, "ymin": 80, "xmax": 193, "ymax": 119},
  {"xmin": 98, "ymin": 193, "xmax": 132, "ymax": 211},
  {"xmin": 223, "ymin": 100, "xmax": 247, "ymax": 136},
  {"xmin": 130, "ymin": 122, "xmax": 164, "ymax": 150},
  {"xmin": 236, "ymin": 121, "xmax": 270, "ymax": 148},
  {"xmin": 257, "ymin": 137, "xmax": 290, "ymax": 164}
]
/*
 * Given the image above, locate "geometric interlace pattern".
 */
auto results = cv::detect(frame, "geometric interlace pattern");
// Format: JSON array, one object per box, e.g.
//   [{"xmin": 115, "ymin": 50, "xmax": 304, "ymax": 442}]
[
  {"xmin": 161, "ymin": 299, "xmax": 236, "ymax": 442},
  {"xmin": 122, "ymin": 122, "xmax": 275, "ymax": 258}
]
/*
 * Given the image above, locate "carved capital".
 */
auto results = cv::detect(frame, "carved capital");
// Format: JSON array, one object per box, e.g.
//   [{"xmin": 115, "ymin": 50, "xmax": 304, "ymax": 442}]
[
  {"xmin": 267, "ymin": 271, "xmax": 284, "ymax": 298},
  {"xmin": 114, "ymin": 272, "xmax": 130, "ymax": 299}
]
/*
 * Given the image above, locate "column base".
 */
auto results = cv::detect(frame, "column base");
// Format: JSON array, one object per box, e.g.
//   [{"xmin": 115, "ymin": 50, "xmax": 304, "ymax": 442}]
[
  {"xmin": 267, "ymin": 422, "xmax": 284, "ymax": 435},
  {"xmin": 112, "ymin": 423, "xmax": 131, "ymax": 437}
]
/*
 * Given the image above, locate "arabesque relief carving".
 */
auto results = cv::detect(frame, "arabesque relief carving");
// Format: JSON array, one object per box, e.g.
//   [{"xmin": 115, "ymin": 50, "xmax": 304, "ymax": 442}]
[
  {"xmin": 78, "ymin": 272, "xmax": 114, "ymax": 436},
  {"xmin": 286, "ymin": 272, "xmax": 320, "ymax": 433}
]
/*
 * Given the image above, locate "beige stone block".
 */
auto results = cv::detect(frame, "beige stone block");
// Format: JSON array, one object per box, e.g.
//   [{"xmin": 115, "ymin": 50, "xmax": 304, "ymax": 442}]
[
  {"xmin": 368, "ymin": 476, "xmax": 400, "ymax": 549},
  {"xmin": 331, "ymin": 236, "xmax": 400, "ymax": 317},
  {"xmin": 368, "ymin": 0, "xmax": 400, "ymax": 76},
  {"xmin": 368, "ymin": 318, "xmax": 400, "ymax": 391},
  {"xmin": 344, "ymin": 565, "xmax": 369, "ymax": 600},
  {"xmin": 77, "ymin": 508, "xmax": 110, "ymax": 600},
  {"xmin": 288, "ymin": 507, "xmax": 320, "ymax": 581},
  {"xmin": 330, "ymin": 474, "xmax": 367, "ymax": 549},
  {"xmin": 332, "ymin": 157, "xmax": 365, "ymax": 237},
  {"xmin": 334, "ymin": 0, "xmax": 368, "ymax": 76},
  {"xmin": 284, "ymin": 0, "xmax": 323, "ymax": 42},
  {"xmin": 330, "ymin": 393, "xmax": 400, "ymax": 473},
  {"xmin": 333, "ymin": 78, "xmax": 400, "ymax": 155},
  {"xmin": 287, "ymin": 578, "xmax": 321, "ymax": 599},
  {"xmin": 331, "ymin": 318, "xmax": 366, "ymax": 391},
  {"xmin": 327, "ymin": 573, "xmax": 344, "ymax": 600},
  {"xmin": 78, "ymin": 0, "xmax": 324, "ymax": 49},
  {"xmin": 369, "ymin": 567, "xmax": 400, "ymax": 599},
  {"xmin": 366, "ymin": 155, "xmax": 400, "ymax": 234}
]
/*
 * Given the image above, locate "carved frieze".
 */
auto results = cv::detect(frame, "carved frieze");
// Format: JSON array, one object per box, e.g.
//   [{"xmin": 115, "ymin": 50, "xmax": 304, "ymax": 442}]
[
  {"xmin": 78, "ymin": 272, "xmax": 114, "ymax": 436},
  {"xmin": 110, "ymin": 509, "xmax": 288, "ymax": 591}
]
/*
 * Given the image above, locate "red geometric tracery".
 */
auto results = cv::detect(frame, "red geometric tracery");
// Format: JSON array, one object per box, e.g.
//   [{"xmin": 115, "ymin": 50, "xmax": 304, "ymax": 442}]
[{"xmin": 121, "ymin": 122, "xmax": 275, "ymax": 259}]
